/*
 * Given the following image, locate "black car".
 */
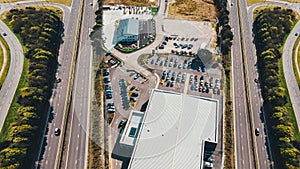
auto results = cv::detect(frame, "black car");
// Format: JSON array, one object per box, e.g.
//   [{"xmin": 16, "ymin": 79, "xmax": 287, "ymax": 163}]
[
  {"xmin": 130, "ymin": 86, "xmax": 136, "ymax": 91},
  {"xmin": 103, "ymin": 69, "xmax": 109, "ymax": 76},
  {"xmin": 255, "ymin": 128, "xmax": 260, "ymax": 136},
  {"xmin": 131, "ymin": 92, "xmax": 139, "ymax": 97},
  {"xmin": 54, "ymin": 128, "xmax": 60, "ymax": 136},
  {"xmin": 118, "ymin": 120, "xmax": 127, "ymax": 128}
]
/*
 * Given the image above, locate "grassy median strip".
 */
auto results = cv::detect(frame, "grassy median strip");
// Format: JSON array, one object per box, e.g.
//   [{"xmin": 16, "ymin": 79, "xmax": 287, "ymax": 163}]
[
  {"xmin": 292, "ymin": 35, "xmax": 300, "ymax": 88},
  {"xmin": 0, "ymin": 35, "xmax": 10, "ymax": 89},
  {"xmin": 279, "ymin": 58, "xmax": 300, "ymax": 141}
]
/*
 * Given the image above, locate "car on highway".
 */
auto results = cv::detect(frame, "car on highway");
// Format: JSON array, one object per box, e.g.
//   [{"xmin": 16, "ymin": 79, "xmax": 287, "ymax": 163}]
[
  {"xmin": 255, "ymin": 128, "xmax": 260, "ymax": 136},
  {"xmin": 56, "ymin": 77, "xmax": 62, "ymax": 83},
  {"xmin": 1, "ymin": 32, "xmax": 6, "ymax": 36},
  {"xmin": 89, "ymin": 2, "xmax": 93, "ymax": 6},
  {"xmin": 254, "ymin": 78, "xmax": 259, "ymax": 83},
  {"xmin": 295, "ymin": 32, "xmax": 299, "ymax": 36},
  {"xmin": 54, "ymin": 128, "xmax": 61, "ymax": 136}
]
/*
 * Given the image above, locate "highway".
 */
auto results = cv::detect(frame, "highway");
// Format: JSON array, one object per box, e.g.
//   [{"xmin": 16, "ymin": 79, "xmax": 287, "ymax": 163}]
[
  {"xmin": 229, "ymin": 0, "xmax": 254, "ymax": 168},
  {"xmin": 33, "ymin": 1, "xmax": 79, "ymax": 169},
  {"xmin": 238, "ymin": 0, "xmax": 271, "ymax": 168},
  {"xmin": 232, "ymin": 1, "xmax": 300, "ymax": 169},
  {"xmin": 61, "ymin": 0, "xmax": 94, "ymax": 169}
]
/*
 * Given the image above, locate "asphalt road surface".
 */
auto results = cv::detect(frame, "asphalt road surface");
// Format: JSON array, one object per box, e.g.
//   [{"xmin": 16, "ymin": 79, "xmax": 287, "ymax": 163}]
[
  {"xmin": 229, "ymin": 0, "xmax": 254, "ymax": 168},
  {"xmin": 0, "ymin": 3, "xmax": 24, "ymax": 132},
  {"xmin": 238, "ymin": 0, "xmax": 271, "ymax": 168},
  {"xmin": 33, "ymin": 1, "xmax": 80, "ymax": 169},
  {"xmin": 62, "ymin": 0, "xmax": 94, "ymax": 169}
]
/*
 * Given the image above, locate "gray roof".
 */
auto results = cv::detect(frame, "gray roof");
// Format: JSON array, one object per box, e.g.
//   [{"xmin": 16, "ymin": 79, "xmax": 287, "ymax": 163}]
[
  {"xmin": 128, "ymin": 90, "xmax": 219, "ymax": 169},
  {"xmin": 117, "ymin": 18, "xmax": 139, "ymax": 36}
]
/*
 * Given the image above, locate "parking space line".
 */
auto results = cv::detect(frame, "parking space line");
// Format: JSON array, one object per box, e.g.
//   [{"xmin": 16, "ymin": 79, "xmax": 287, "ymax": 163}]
[{"xmin": 183, "ymin": 73, "xmax": 190, "ymax": 94}]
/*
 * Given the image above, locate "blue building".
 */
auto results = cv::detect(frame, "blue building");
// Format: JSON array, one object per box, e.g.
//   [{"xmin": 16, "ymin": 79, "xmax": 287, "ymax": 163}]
[{"xmin": 113, "ymin": 18, "xmax": 139, "ymax": 45}]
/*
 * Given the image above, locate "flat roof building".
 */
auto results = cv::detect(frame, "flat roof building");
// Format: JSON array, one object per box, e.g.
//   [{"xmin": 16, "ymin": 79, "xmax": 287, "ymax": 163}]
[
  {"xmin": 113, "ymin": 18, "xmax": 139, "ymax": 45},
  {"xmin": 126, "ymin": 89, "xmax": 219, "ymax": 169}
]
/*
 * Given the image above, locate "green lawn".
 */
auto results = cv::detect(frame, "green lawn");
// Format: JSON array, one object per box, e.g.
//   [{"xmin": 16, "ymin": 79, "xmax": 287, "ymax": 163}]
[
  {"xmin": 0, "ymin": 42, "xmax": 3, "ymax": 74},
  {"xmin": 0, "ymin": 0, "xmax": 72, "ymax": 6},
  {"xmin": 279, "ymin": 58, "xmax": 300, "ymax": 142},
  {"xmin": 292, "ymin": 36, "xmax": 300, "ymax": 88},
  {"xmin": 0, "ymin": 35, "xmax": 10, "ymax": 89}
]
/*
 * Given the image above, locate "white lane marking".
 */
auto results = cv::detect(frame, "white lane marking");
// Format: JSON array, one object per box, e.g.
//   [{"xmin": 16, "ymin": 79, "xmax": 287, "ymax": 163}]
[
  {"xmin": 48, "ymin": 146, "xmax": 51, "ymax": 151},
  {"xmin": 75, "ymin": 160, "xmax": 77, "ymax": 165},
  {"xmin": 77, "ymin": 134, "xmax": 79, "ymax": 138},
  {"xmin": 76, "ymin": 146, "xmax": 78, "ymax": 151},
  {"xmin": 46, "ymin": 160, "xmax": 48, "ymax": 165},
  {"xmin": 242, "ymin": 146, "xmax": 243, "ymax": 151}
]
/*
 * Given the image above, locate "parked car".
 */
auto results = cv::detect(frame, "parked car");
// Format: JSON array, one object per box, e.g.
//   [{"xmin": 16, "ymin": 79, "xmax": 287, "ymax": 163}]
[
  {"xmin": 130, "ymin": 86, "xmax": 136, "ymax": 91},
  {"xmin": 103, "ymin": 77, "xmax": 110, "ymax": 84},
  {"xmin": 103, "ymin": 69, "xmax": 109, "ymax": 76},
  {"xmin": 201, "ymin": 66, "xmax": 206, "ymax": 72},
  {"xmin": 131, "ymin": 92, "xmax": 139, "ymax": 97},
  {"xmin": 118, "ymin": 120, "xmax": 127, "ymax": 128},
  {"xmin": 134, "ymin": 74, "xmax": 141, "ymax": 80}
]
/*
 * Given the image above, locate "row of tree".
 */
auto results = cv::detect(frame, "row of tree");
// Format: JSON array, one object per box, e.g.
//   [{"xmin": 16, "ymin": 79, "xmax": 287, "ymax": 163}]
[
  {"xmin": 214, "ymin": 0, "xmax": 233, "ymax": 56},
  {"xmin": 0, "ymin": 7, "xmax": 63, "ymax": 169},
  {"xmin": 253, "ymin": 7, "xmax": 300, "ymax": 169}
]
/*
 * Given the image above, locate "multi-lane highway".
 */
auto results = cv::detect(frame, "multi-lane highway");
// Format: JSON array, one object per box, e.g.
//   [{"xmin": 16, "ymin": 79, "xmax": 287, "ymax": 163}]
[
  {"xmin": 229, "ymin": 0, "xmax": 254, "ymax": 168},
  {"xmin": 61, "ymin": 0, "xmax": 95, "ymax": 168},
  {"xmin": 238, "ymin": 0, "xmax": 271, "ymax": 168},
  {"xmin": 35, "ymin": 1, "xmax": 79, "ymax": 168}
]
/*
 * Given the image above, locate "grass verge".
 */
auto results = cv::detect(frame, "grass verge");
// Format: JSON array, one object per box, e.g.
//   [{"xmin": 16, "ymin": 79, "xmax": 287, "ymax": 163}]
[
  {"xmin": 292, "ymin": 35, "xmax": 300, "ymax": 88},
  {"xmin": 167, "ymin": 0, "xmax": 216, "ymax": 21},
  {"xmin": 223, "ymin": 65, "xmax": 235, "ymax": 169},
  {"xmin": 88, "ymin": 67, "xmax": 105, "ymax": 169},
  {"xmin": 279, "ymin": 58, "xmax": 300, "ymax": 141},
  {"xmin": 0, "ymin": 0, "xmax": 72, "ymax": 6},
  {"xmin": 0, "ymin": 35, "xmax": 10, "ymax": 89},
  {"xmin": 0, "ymin": 57, "xmax": 28, "ymax": 141}
]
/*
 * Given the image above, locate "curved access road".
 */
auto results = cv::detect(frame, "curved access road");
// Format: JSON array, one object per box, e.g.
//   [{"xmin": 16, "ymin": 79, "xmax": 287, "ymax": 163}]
[{"xmin": 0, "ymin": 4, "xmax": 24, "ymax": 132}]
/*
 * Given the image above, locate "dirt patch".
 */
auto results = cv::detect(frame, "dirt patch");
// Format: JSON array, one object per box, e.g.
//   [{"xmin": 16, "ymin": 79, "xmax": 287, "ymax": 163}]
[
  {"xmin": 168, "ymin": 0, "xmax": 217, "ymax": 22},
  {"xmin": 104, "ymin": 0, "xmax": 158, "ymax": 6}
]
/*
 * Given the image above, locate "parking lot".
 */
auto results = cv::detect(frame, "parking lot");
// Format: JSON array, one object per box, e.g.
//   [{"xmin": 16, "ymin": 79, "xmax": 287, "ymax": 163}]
[
  {"xmin": 103, "ymin": 64, "xmax": 156, "ymax": 122},
  {"xmin": 141, "ymin": 53, "xmax": 222, "ymax": 98}
]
